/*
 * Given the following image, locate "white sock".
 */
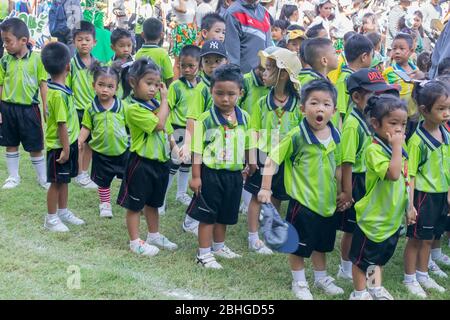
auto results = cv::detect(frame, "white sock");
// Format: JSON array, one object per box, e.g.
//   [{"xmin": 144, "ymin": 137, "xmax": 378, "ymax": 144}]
[
  {"xmin": 212, "ymin": 241, "xmax": 225, "ymax": 252},
  {"xmin": 242, "ymin": 189, "xmax": 252, "ymax": 207},
  {"xmin": 248, "ymin": 232, "xmax": 259, "ymax": 246},
  {"xmin": 176, "ymin": 168, "xmax": 190, "ymax": 197},
  {"xmin": 353, "ymin": 289, "xmax": 368, "ymax": 297},
  {"xmin": 341, "ymin": 258, "xmax": 352, "ymax": 274},
  {"xmin": 57, "ymin": 208, "xmax": 68, "ymax": 215},
  {"xmin": 47, "ymin": 213, "xmax": 58, "ymax": 221},
  {"xmin": 31, "ymin": 155, "xmax": 46, "ymax": 182},
  {"xmin": 199, "ymin": 247, "xmax": 211, "ymax": 256},
  {"xmin": 291, "ymin": 269, "xmax": 306, "ymax": 282},
  {"xmin": 431, "ymin": 248, "xmax": 442, "ymax": 260},
  {"xmin": 369, "ymin": 286, "xmax": 382, "ymax": 293},
  {"xmin": 404, "ymin": 273, "xmax": 416, "ymax": 283},
  {"xmin": 416, "ymin": 270, "xmax": 429, "ymax": 282},
  {"xmin": 184, "ymin": 214, "xmax": 198, "ymax": 226},
  {"xmin": 147, "ymin": 232, "xmax": 161, "ymax": 241},
  {"xmin": 130, "ymin": 238, "xmax": 142, "ymax": 248},
  {"xmin": 314, "ymin": 270, "xmax": 327, "ymax": 282},
  {"xmin": 5, "ymin": 151, "xmax": 20, "ymax": 178}
]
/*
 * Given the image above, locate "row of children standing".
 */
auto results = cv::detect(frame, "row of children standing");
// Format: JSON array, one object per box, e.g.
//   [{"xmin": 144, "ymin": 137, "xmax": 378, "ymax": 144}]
[{"xmin": 0, "ymin": 12, "xmax": 449, "ymax": 300}]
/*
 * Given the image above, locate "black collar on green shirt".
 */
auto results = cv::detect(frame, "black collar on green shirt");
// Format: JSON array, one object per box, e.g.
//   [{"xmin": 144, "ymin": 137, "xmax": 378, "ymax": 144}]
[
  {"xmin": 299, "ymin": 68, "xmax": 326, "ymax": 80},
  {"xmin": 210, "ymin": 105, "xmax": 246, "ymax": 126},
  {"xmin": 200, "ymin": 72, "xmax": 211, "ymax": 87},
  {"xmin": 373, "ymin": 133, "xmax": 408, "ymax": 159},
  {"xmin": 416, "ymin": 121, "xmax": 449, "ymax": 151},
  {"xmin": 112, "ymin": 54, "xmax": 134, "ymax": 63},
  {"xmin": 142, "ymin": 44, "xmax": 160, "ymax": 49},
  {"xmin": 179, "ymin": 76, "xmax": 201, "ymax": 89},
  {"xmin": 9, "ymin": 44, "xmax": 32, "ymax": 60},
  {"xmin": 266, "ymin": 88, "xmax": 298, "ymax": 112},
  {"xmin": 251, "ymin": 69, "xmax": 264, "ymax": 87},
  {"xmin": 92, "ymin": 96, "xmax": 121, "ymax": 113},
  {"xmin": 131, "ymin": 96, "xmax": 160, "ymax": 111},
  {"xmin": 47, "ymin": 81, "xmax": 73, "ymax": 95},
  {"xmin": 74, "ymin": 53, "xmax": 96, "ymax": 70},
  {"xmin": 350, "ymin": 107, "xmax": 371, "ymax": 136},
  {"xmin": 299, "ymin": 118, "xmax": 340, "ymax": 145}
]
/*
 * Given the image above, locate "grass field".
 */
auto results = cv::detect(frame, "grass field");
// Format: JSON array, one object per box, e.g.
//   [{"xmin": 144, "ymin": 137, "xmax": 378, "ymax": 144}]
[{"xmin": 1, "ymin": 148, "xmax": 450, "ymax": 300}]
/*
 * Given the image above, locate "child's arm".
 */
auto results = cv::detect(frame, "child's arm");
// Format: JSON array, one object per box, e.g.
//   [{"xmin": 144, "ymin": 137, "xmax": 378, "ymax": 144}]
[
  {"xmin": 385, "ymin": 131, "xmax": 404, "ymax": 180},
  {"xmin": 155, "ymin": 83, "xmax": 170, "ymax": 131},
  {"xmin": 338, "ymin": 163, "xmax": 353, "ymax": 211},
  {"xmin": 40, "ymin": 81, "xmax": 48, "ymax": 121},
  {"xmin": 406, "ymin": 177, "xmax": 417, "ymax": 225},
  {"xmin": 180, "ymin": 118, "xmax": 195, "ymax": 162},
  {"xmin": 0, "ymin": 85, "xmax": 2, "ymax": 124},
  {"xmin": 189, "ymin": 154, "xmax": 202, "ymax": 195},
  {"xmin": 78, "ymin": 126, "xmax": 91, "ymax": 149},
  {"xmin": 258, "ymin": 157, "xmax": 276, "ymax": 203},
  {"xmin": 57, "ymin": 123, "xmax": 70, "ymax": 164}
]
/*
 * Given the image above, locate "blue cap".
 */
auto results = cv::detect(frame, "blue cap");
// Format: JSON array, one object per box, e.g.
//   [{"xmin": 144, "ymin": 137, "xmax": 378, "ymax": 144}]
[{"xmin": 260, "ymin": 203, "xmax": 299, "ymax": 254}]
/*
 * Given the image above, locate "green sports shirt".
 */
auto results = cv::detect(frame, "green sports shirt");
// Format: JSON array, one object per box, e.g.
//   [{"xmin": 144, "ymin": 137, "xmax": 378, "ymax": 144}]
[
  {"xmin": 251, "ymin": 89, "xmax": 303, "ymax": 154},
  {"xmin": 192, "ymin": 106, "xmax": 253, "ymax": 171},
  {"xmin": 168, "ymin": 77, "xmax": 206, "ymax": 127},
  {"xmin": 185, "ymin": 72, "xmax": 213, "ymax": 120},
  {"xmin": 335, "ymin": 66, "xmax": 354, "ymax": 119},
  {"xmin": 239, "ymin": 69, "xmax": 269, "ymax": 116},
  {"xmin": 45, "ymin": 81, "xmax": 80, "ymax": 150},
  {"xmin": 408, "ymin": 122, "xmax": 450, "ymax": 193},
  {"xmin": 82, "ymin": 96, "xmax": 128, "ymax": 156},
  {"xmin": 341, "ymin": 107, "xmax": 372, "ymax": 173},
  {"xmin": 298, "ymin": 68, "xmax": 326, "ymax": 87},
  {"xmin": 135, "ymin": 45, "xmax": 174, "ymax": 81},
  {"xmin": 269, "ymin": 119, "xmax": 342, "ymax": 217},
  {"xmin": 0, "ymin": 49, "xmax": 47, "ymax": 105},
  {"xmin": 125, "ymin": 97, "xmax": 173, "ymax": 162},
  {"xmin": 66, "ymin": 53, "xmax": 96, "ymax": 111},
  {"xmin": 355, "ymin": 135, "xmax": 409, "ymax": 243}
]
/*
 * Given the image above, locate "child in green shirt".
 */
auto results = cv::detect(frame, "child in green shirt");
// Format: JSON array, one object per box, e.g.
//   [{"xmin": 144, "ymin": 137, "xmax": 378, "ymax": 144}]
[{"xmin": 41, "ymin": 42, "xmax": 84, "ymax": 232}]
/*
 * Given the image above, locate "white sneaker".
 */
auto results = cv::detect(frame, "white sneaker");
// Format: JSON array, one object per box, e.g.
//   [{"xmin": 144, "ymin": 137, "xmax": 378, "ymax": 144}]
[
  {"xmin": 213, "ymin": 245, "xmax": 242, "ymax": 259},
  {"xmin": 249, "ymin": 239, "xmax": 273, "ymax": 255},
  {"xmin": 434, "ymin": 253, "xmax": 450, "ymax": 266},
  {"xmin": 2, "ymin": 176, "xmax": 20, "ymax": 189},
  {"xmin": 403, "ymin": 280, "xmax": 427, "ymax": 298},
  {"xmin": 314, "ymin": 276, "xmax": 344, "ymax": 296},
  {"xmin": 58, "ymin": 210, "xmax": 85, "ymax": 225},
  {"xmin": 429, "ymin": 259, "xmax": 448, "ymax": 278},
  {"xmin": 77, "ymin": 174, "xmax": 98, "ymax": 189},
  {"xmin": 44, "ymin": 215, "xmax": 69, "ymax": 232},
  {"xmin": 130, "ymin": 240, "xmax": 159, "ymax": 256},
  {"xmin": 368, "ymin": 287, "xmax": 394, "ymax": 300},
  {"xmin": 146, "ymin": 234, "xmax": 178, "ymax": 251},
  {"xmin": 349, "ymin": 290, "xmax": 373, "ymax": 300},
  {"xmin": 182, "ymin": 217, "xmax": 199, "ymax": 236},
  {"xmin": 292, "ymin": 281, "xmax": 313, "ymax": 300},
  {"xmin": 99, "ymin": 202, "xmax": 113, "ymax": 218},
  {"xmin": 418, "ymin": 276, "xmax": 446, "ymax": 293},
  {"xmin": 337, "ymin": 266, "xmax": 353, "ymax": 281},
  {"xmin": 196, "ymin": 252, "xmax": 223, "ymax": 269},
  {"xmin": 176, "ymin": 193, "xmax": 192, "ymax": 206}
]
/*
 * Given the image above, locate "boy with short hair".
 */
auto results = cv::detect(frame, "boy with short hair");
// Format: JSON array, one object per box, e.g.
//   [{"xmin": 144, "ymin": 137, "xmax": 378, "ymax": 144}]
[
  {"xmin": 0, "ymin": 18, "xmax": 48, "ymax": 190},
  {"xmin": 67, "ymin": 20, "xmax": 98, "ymax": 189},
  {"xmin": 42, "ymin": 42, "xmax": 84, "ymax": 232},
  {"xmin": 182, "ymin": 40, "xmax": 228, "ymax": 235},
  {"xmin": 336, "ymin": 34, "xmax": 374, "ymax": 125},
  {"xmin": 135, "ymin": 18, "xmax": 174, "ymax": 86},
  {"xmin": 200, "ymin": 12, "xmax": 226, "ymax": 44},
  {"xmin": 109, "ymin": 28, "xmax": 134, "ymax": 99},
  {"xmin": 271, "ymin": 19, "xmax": 289, "ymax": 47},
  {"xmin": 258, "ymin": 79, "xmax": 344, "ymax": 300}
]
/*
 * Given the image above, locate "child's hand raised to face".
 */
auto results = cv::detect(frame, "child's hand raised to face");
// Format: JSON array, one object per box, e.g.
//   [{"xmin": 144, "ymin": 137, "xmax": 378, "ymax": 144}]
[
  {"xmin": 386, "ymin": 131, "xmax": 404, "ymax": 148},
  {"xmin": 159, "ymin": 82, "xmax": 168, "ymax": 100}
]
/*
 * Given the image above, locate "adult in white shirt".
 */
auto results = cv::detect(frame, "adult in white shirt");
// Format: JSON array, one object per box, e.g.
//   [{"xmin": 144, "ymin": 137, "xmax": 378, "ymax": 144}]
[
  {"xmin": 309, "ymin": 0, "xmax": 333, "ymax": 37},
  {"xmin": 421, "ymin": 0, "xmax": 442, "ymax": 34},
  {"xmin": 171, "ymin": 0, "xmax": 198, "ymax": 78},
  {"xmin": 196, "ymin": 0, "xmax": 214, "ymax": 27}
]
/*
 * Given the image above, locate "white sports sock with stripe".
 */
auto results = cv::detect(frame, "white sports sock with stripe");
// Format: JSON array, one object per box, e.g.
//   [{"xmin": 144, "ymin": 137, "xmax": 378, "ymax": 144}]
[
  {"xmin": 31, "ymin": 155, "xmax": 46, "ymax": 182},
  {"xmin": 6, "ymin": 151, "xmax": 20, "ymax": 178}
]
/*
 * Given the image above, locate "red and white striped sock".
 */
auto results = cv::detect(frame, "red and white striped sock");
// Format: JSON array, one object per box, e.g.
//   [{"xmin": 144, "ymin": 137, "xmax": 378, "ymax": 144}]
[{"xmin": 98, "ymin": 187, "xmax": 111, "ymax": 204}]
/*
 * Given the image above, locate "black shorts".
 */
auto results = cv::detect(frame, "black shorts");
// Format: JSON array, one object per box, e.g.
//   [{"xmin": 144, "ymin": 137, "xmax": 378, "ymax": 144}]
[
  {"xmin": 350, "ymin": 225, "xmax": 400, "ymax": 272},
  {"xmin": 286, "ymin": 199, "xmax": 337, "ymax": 258},
  {"xmin": 169, "ymin": 124, "xmax": 190, "ymax": 171},
  {"xmin": 337, "ymin": 172, "xmax": 366, "ymax": 233},
  {"xmin": 46, "ymin": 141, "xmax": 79, "ymax": 184},
  {"xmin": 186, "ymin": 165, "xmax": 243, "ymax": 225},
  {"xmin": 445, "ymin": 216, "xmax": 450, "ymax": 233},
  {"xmin": 91, "ymin": 150, "xmax": 129, "ymax": 188},
  {"xmin": 408, "ymin": 191, "xmax": 449, "ymax": 240},
  {"xmin": 0, "ymin": 101, "xmax": 44, "ymax": 152},
  {"xmin": 77, "ymin": 109, "xmax": 91, "ymax": 143},
  {"xmin": 116, "ymin": 152, "xmax": 170, "ymax": 211},
  {"xmin": 244, "ymin": 162, "xmax": 289, "ymax": 201}
]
